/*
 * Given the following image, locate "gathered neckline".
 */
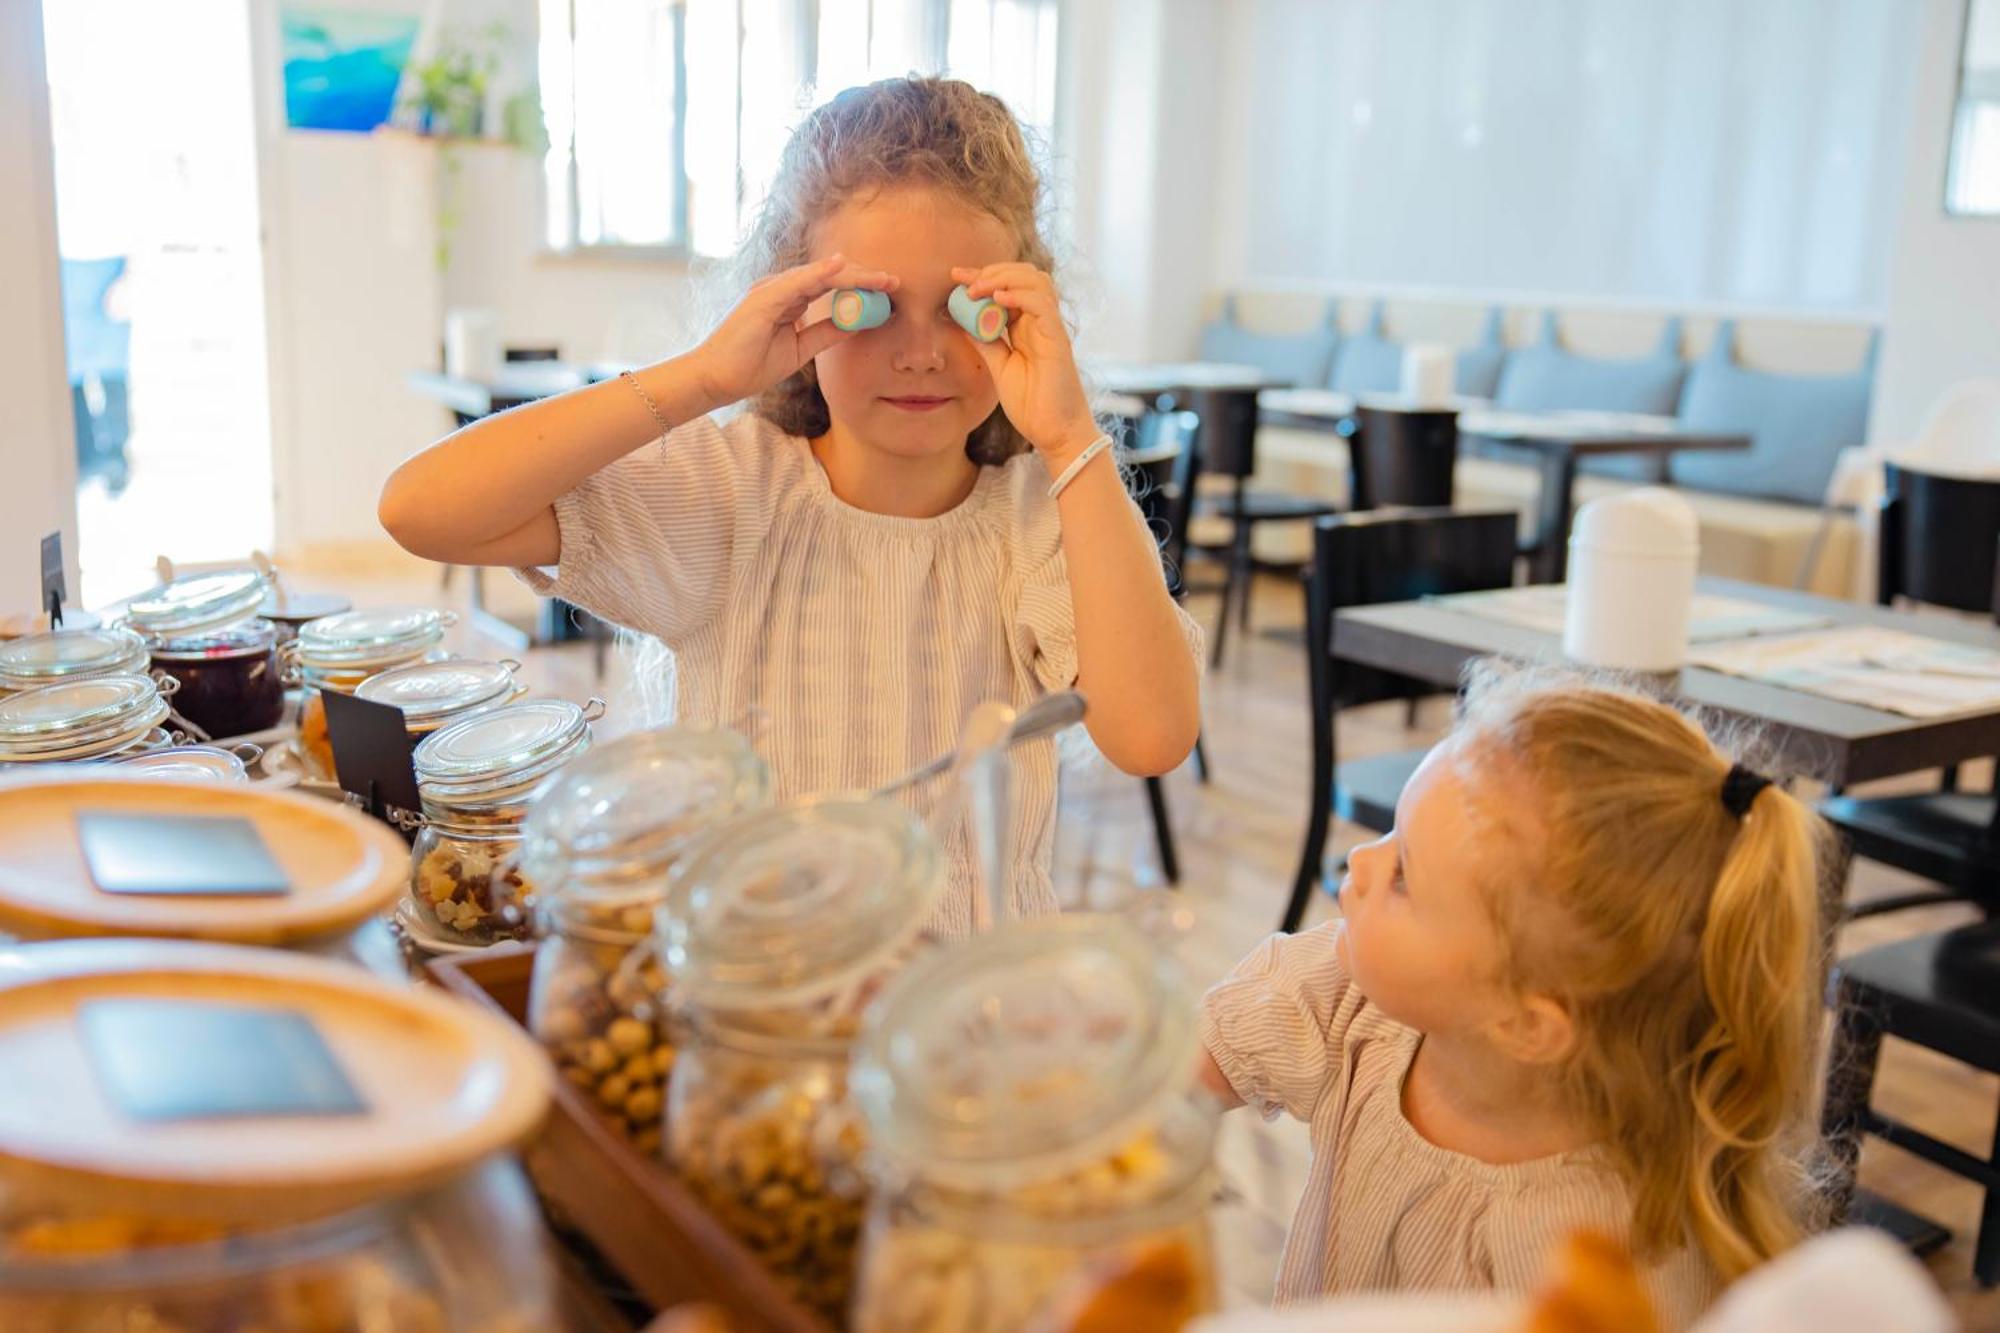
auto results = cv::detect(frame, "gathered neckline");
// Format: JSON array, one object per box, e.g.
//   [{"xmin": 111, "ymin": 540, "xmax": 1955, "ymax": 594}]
[{"xmin": 791, "ymin": 434, "xmax": 1011, "ymax": 535}]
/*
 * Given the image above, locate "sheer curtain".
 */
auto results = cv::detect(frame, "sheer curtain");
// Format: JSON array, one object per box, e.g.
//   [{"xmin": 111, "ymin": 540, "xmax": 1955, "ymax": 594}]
[{"xmin": 1223, "ymin": 0, "xmax": 1923, "ymax": 310}]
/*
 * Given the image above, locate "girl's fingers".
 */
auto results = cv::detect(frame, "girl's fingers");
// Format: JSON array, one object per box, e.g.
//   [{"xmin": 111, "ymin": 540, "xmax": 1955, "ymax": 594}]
[
  {"xmin": 952, "ymin": 262, "xmax": 1055, "ymax": 301},
  {"xmin": 768, "ymin": 256, "xmax": 898, "ymax": 314},
  {"xmin": 794, "ymin": 316, "xmax": 852, "ymax": 364}
]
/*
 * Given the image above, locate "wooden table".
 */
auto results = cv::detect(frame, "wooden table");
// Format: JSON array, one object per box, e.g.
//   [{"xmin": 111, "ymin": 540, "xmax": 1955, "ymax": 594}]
[
  {"xmin": 1088, "ymin": 360, "xmax": 1293, "ymax": 400},
  {"xmin": 1331, "ymin": 577, "xmax": 2000, "ymax": 788},
  {"xmin": 1256, "ymin": 392, "xmax": 1752, "ymax": 582}
]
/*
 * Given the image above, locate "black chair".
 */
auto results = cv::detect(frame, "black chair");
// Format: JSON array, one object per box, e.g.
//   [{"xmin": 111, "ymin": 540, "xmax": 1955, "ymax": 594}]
[
  {"xmin": 1819, "ymin": 463, "xmax": 2000, "ymax": 921},
  {"xmin": 1184, "ymin": 387, "xmax": 1340, "ymax": 669},
  {"xmin": 1823, "ymin": 920, "xmax": 2000, "ymax": 1282},
  {"xmin": 1350, "ymin": 405, "xmax": 1457, "ymax": 511},
  {"xmin": 1118, "ymin": 409, "xmax": 1211, "ymax": 884},
  {"xmin": 1282, "ymin": 508, "xmax": 1521, "ymax": 933},
  {"xmin": 503, "ymin": 345, "xmax": 562, "ymax": 362}
]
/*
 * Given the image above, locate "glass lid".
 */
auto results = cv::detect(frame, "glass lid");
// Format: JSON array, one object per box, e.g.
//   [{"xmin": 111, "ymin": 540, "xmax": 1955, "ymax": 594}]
[
  {"xmin": 113, "ymin": 745, "xmax": 250, "ymax": 783},
  {"xmin": 413, "ymin": 698, "xmax": 592, "ymax": 797},
  {"xmin": 0, "ymin": 675, "xmax": 162, "ymax": 743},
  {"xmin": 147, "ymin": 618, "xmax": 277, "ymax": 658},
  {"xmin": 294, "ymin": 606, "xmax": 450, "ymax": 669},
  {"xmin": 356, "ymin": 659, "xmax": 517, "ymax": 725},
  {"xmin": 520, "ymin": 726, "xmax": 770, "ymax": 900},
  {"xmin": 851, "ymin": 915, "xmax": 1197, "ymax": 1188},
  {"xmin": 661, "ymin": 795, "xmax": 942, "ymax": 1011},
  {"xmin": 256, "ymin": 588, "xmax": 352, "ymax": 625},
  {"xmin": 0, "ymin": 627, "xmax": 149, "ymax": 688},
  {"xmin": 124, "ymin": 568, "xmax": 268, "ymax": 638}
]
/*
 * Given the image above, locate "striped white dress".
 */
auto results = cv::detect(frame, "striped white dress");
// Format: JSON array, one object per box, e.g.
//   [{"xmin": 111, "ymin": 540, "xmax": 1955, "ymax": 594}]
[
  {"xmin": 1200, "ymin": 923, "xmax": 1723, "ymax": 1329},
  {"xmin": 516, "ymin": 411, "xmax": 1200, "ymax": 936}
]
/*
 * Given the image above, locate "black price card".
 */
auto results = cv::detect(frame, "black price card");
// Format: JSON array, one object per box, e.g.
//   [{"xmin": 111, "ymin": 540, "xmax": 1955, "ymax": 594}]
[
  {"xmin": 82, "ymin": 999, "xmax": 368, "ymax": 1121},
  {"xmin": 319, "ymin": 687, "xmax": 420, "ymax": 813},
  {"xmin": 40, "ymin": 531, "xmax": 65, "ymax": 628},
  {"xmin": 78, "ymin": 811, "xmax": 292, "ymax": 897}
]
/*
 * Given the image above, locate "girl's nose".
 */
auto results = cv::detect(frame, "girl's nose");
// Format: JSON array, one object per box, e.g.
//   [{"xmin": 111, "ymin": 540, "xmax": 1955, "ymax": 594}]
[{"xmin": 889, "ymin": 320, "xmax": 946, "ymax": 373}]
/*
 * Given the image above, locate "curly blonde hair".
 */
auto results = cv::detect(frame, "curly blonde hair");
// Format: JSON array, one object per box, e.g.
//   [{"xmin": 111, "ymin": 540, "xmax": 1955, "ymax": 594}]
[
  {"xmin": 738, "ymin": 76, "xmax": 1054, "ymax": 465},
  {"xmin": 1450, "ymin": 664, "xmax": 1830, "ymax": 1282}
]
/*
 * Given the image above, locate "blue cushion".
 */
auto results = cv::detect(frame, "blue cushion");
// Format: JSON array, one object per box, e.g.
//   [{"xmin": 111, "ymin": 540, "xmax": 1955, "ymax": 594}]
[
  {"xmin": 1668, "ymin": 322, "xmax": 1875, "ymax": 506},
  {"xmin": 1454, "ymin": 306, "xmax": 1507, "ymax": 398},
  {"xmin": 1492, "ymin": 314, "xmax": 1687, "ymax": 480},
  {"xmin": 1197, "ymin": 297, "xmax": 1338, "ymax": 386},
  {"xmin": 1326, "ymin": 300, "xmax": 1403, "ymax": 394}
]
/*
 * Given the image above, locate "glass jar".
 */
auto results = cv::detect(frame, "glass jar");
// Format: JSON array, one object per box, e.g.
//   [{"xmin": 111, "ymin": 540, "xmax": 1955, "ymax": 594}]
[
  {"xmin": 145, "ymin": 618, "xmax": 285, "ymax": 740},
  {"xmin": 0, "ymin": 1157, "xmax": 553, "ymax": 1332},
  {"xmin": 661, "ymin": 794, "xmax": 946, "ymax": 1324},
  {"xmin": 113, "ymin": 743, "xmax": 258, "ymax": 783},
  {"xmin": 520, "ymin": 727, "xmax": 770, "ymax": 1150},
  {"xmin": 848, "ymin": 916, "xmax": 1220, "ymax": 1333},
  {"xmin": 0, "ymin": 627, "xmax": 150, "ymax": 696},
  {"xmin": 287, "ymin": 606, "xmax": 455, "ymax": 781},
  {"xmin": 0, "ymin": 675, "xmax": 172, "ymax": 766},
  {"xmin": 406, "ymin": 697, "xmax": 598, "ymax": 947},
  {"xmin": 357, "ymin": 658, "xmax": 524, "ymax": 741}
]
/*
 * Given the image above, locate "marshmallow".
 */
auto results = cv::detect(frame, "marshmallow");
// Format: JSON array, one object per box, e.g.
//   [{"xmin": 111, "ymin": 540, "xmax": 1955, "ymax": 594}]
[
  {"xmin": 831, "ymin": 288, "xmax": 891, "ymax": 332},
  {"xmin": 949, "ymin": 284, "xmax": 1008, "ymax": 343}
]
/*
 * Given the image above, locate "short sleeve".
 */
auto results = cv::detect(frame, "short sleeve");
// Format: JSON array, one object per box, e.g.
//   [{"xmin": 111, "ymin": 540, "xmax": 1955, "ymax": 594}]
[
  {"xmin": 512, "ymin": 414, "xmax": 783, "ymax": 646},
  {"xmin": 1198, "ymin": 923, "xmax": 1370, "ymax": 1124}
]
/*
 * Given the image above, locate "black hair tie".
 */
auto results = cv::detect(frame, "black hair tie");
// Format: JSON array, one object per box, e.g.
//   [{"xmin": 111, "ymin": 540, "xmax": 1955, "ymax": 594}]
[{"xmin": 1720, "ymin": 763, "xmax": 1772, "ymax": 818}]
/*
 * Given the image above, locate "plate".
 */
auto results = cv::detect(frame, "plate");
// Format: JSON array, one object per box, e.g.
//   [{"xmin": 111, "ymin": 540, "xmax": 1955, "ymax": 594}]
[
  {"xmin": 0, "ymin": 771, "xmax": 408, "ymax": 945},
  {"xmin": 0, "ymin": 937, "xmax": 550, "ymax": 1224}
]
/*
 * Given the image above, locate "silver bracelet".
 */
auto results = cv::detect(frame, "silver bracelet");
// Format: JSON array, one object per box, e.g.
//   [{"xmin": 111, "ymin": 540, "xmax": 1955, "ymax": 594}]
[
  {"xmin": 620, "ymin": 370, "xmax": 672, "ymax": 460},
  {"xmin": 1047, "ymin": 433, "xmax": 1113, "ymax": 499}
]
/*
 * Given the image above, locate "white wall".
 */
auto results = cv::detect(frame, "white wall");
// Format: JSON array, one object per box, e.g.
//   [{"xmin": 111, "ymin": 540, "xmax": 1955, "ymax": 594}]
[
  {"xmin": 1870, "ymin": 0, "xmax": 2000, "ymax": 442},
  {"xmin": 1207, "ymin": 0, "xmax": 1923, "ymax": 314},
  {"xmin": 0, "ymin": 0, "xmax": 80, "ymax": 611}
]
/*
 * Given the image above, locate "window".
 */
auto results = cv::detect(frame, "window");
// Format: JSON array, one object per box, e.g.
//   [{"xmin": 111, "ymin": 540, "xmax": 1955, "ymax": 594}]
[{"xmin": 539, "ymin": 0, "xmax": 1059, "ymax": 257}]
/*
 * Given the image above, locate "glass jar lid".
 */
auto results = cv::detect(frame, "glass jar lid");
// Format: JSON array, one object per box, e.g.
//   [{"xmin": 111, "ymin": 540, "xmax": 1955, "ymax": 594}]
[
  {"xmin": 661, "ymin": 795, "xmax": 943, "ymax": 1012},
  {"xmin": 355, "ymin": 659, "xmax": 517, "ymax": 731},
  {"xmin": 520, "ymin": 726, "xmax": 770, "ymax": 903},
  {"xmin": 852, "ymin": 915, "xmax": 1198, "ymax": 1189},
  {"xmin": 256, "ymin": 588, "xmax": 352, "ymax": 626},
  {"xmin": 413, "ymin": 699, "xmax": 594, "ymax": 803},
  {"xmin": 113, "ymin": 745, "xmax": 250, "ymax": 783},
  {"xmin": 293, "ymin": 606, "xmax": 451, "ymax": 671},
  {"xmin": 0, "ymin": 627, "xmax": 149, "ymax": 691},
  {"xmin": 0, "ymin": 675, "xmax": 164, "ymax": 745},
  {"xmin": 146, "ymin": 618, "xmax": 278, "ymax": 661},
  {"xmin": 124, "ymin": 568, "xmax": 268, "ymax": 639}
]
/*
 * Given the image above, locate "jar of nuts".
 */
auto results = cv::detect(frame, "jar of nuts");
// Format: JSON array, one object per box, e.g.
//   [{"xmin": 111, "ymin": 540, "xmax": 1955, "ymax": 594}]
[
  {"xmin": 406, "ymin": 698, "xmax": 601, "ymax": 946},
  {"xmin": 519, "ymin": 727, "xmax": 771, "ymax": 1151},
  {"xmin": 846, "ymin": 915, "xmax": 1221, "ymax": 1333},
  {"xmin": 659, "ymin": 795, "xmax": 945, "ymax": 1326}
]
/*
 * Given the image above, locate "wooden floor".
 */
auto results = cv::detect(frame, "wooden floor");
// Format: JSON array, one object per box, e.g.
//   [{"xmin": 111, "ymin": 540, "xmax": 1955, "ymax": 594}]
[{"xmin": 300, "ymin": 548, "xmax": 2000, "ymax": 1326}]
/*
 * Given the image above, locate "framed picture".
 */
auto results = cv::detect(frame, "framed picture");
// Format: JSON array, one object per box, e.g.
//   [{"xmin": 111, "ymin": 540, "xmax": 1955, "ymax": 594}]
[{"xmin": 280, "ymin": 6, "xmax": 421, "ymax": 133}]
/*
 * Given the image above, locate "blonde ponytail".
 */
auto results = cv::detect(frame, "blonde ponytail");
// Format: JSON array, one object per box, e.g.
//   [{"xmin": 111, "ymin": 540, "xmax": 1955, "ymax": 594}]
[{"xmin": 1453, "ymin": 664, "xmax": 1829, "ymax": 1281}]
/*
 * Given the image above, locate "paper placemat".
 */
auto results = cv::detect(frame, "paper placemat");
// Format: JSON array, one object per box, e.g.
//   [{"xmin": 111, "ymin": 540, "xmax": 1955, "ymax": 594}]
[
  {"xmin": 1433, "ymin": 587, "xmax": 1835, "ymax": 644},
  {"xmin": 1688, "ymin": 625, "xmax": 2000, "ymax": 718}
]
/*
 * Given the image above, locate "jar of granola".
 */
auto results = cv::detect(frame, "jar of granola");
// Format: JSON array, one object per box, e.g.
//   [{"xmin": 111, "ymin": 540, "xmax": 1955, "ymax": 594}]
[
  {"xmin": 406, "ymin": 698, "xmax": 600, "ymax": 947},
  {"xmin": 660, "ymin": 794, "xmax": 944, "ymax": 1324},
  {"xmin": 848, "ymin": 915, "xmax": 1220, "ymax": 1333},
  {"xmin": 520, "ymin": 727, "xmax": 769, "ymax": 1150}
]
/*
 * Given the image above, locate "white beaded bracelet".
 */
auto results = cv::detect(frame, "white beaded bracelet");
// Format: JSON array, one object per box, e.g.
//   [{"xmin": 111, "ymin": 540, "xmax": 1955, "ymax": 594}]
[{"xmin": 1047, "ymin": 433, "xmax": 1114, "ymax": 499}]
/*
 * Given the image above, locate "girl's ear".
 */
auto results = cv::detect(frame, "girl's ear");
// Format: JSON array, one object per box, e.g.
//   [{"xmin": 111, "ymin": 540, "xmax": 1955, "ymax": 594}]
[{"xmin": 1487, "ymin": 993, "xmax": 1576, "ymax": 1067}]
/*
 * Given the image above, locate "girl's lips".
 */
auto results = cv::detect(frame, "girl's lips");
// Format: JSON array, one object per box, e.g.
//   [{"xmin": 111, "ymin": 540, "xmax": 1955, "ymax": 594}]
[{"xmin": 882, "ymin": 395, "xmax": 952, "ymax": 412}]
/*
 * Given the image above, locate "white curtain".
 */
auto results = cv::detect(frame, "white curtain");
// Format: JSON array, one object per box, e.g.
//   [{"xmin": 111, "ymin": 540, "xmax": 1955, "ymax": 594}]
[{"xmin": 1225, "ymin": 0, "xmax": 1924, "ymax": 310}]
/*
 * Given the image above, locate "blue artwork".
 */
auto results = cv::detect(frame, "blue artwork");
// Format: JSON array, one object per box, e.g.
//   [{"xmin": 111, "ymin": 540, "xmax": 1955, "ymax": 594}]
[{"xmin": 281, "ymin": 7, "xmax": 420, "ymax": 133}]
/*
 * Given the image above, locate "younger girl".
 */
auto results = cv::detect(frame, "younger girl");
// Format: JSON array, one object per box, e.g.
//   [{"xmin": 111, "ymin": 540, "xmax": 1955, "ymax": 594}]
[
  {"xmin": 1200, "ymin": 667, "xmax": 1827, "ymax": 1328},
  {"xmin": 379, "ymin": 79, "xmax": 1202, "ymax": 932}
]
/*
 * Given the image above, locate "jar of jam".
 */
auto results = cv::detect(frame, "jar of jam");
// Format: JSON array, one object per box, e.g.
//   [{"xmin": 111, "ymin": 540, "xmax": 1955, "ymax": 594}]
[
  {"xmin": 123, "ymin": 568, "xmax": 281, "ymax": 742},
  {"xmin": 287, "ymin": 606, "xmax": 456, "ymax": 781}
]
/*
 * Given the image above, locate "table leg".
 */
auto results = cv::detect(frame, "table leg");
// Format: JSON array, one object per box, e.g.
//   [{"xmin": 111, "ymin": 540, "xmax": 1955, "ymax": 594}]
[{"xmin": 1531, "ymin": 449, "xmax": 1579, "ymax": 584}]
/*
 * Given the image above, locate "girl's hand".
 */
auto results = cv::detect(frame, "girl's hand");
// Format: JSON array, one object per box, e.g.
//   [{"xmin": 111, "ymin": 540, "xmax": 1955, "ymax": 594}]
[
  {"xmin": 688, "ymin": 255, "xmax": 899, "ymax": 408},
  {"xmin": 951, "ymin": 264, "xmax": 1100, "ymax": 464}
]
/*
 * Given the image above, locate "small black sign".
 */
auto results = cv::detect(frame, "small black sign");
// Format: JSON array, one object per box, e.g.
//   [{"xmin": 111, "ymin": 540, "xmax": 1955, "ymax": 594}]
[
  {"xmin": 78, "ymin": 812, "xmax": 291, "ymax": 897},
  {"xmin": 82, "ymin": 1000, "xmax": 368, "ymax": 1121},
  {"xmin": 40, "ymin": 531, "xmax": 65, "ymax": 629},
  {"xmin": 319, "ymin": 687, "xmax": 420, "ymax": 814}
]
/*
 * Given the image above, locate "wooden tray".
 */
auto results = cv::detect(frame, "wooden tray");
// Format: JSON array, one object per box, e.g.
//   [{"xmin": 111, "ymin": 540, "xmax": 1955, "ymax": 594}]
[{"xmin": 428, "ymin": 946, "xmax": 830, "ymax": 1333}]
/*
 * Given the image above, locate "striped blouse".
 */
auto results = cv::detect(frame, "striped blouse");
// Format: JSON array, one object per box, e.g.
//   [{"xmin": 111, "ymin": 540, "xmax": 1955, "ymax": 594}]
[
  {"xmin": 515, "ymin": 410, "xmax": 1200, "ymax": 936},
  {"xmin": 1200, "ymin": 923, "xmax": 1723, "ymax": 1329}
]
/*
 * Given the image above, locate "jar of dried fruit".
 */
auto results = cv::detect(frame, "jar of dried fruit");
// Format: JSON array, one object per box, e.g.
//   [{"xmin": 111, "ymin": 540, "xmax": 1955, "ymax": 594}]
[
  {"xmin": 660, "ymin": 794, "xmax": 944, "ymax": 1325},
  {"xmin": 847, "ymin": 916, "xmax": 1221, "ymax": 1333},
  {"xmin": 520, "ymin": 727, "xmax": 769, "ymax": 1151}
]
